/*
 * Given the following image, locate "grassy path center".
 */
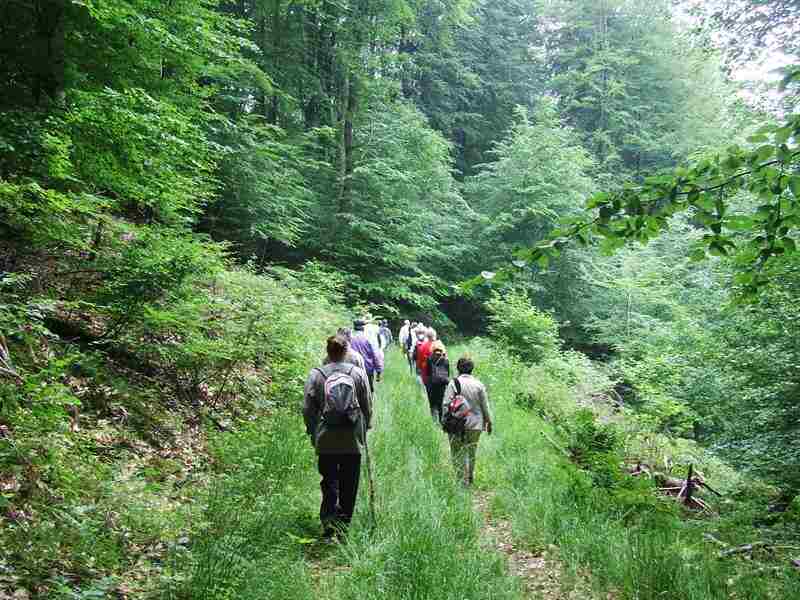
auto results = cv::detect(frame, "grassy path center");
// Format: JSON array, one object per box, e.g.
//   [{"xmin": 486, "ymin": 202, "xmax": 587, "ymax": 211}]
[{"xmin": 310, "ymin": 348, "xmax": 550, "ymax": 600}]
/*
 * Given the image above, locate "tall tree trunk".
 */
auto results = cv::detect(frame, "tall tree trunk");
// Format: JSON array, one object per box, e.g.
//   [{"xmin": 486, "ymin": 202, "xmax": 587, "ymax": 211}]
[
  {"xmin": 597, "ymin": 0, "xmax": 609, "ymax": 164},
  {"xmin": 33, "ymin": 0, "xmax": 66, "ymax": 106},
  {"xmin": 338, "ymin": 70, "xmax": 357, "ymax": 213},
  {"xmin": 266, "ymin": 0, "xmax": 281, "ymax": 124}
]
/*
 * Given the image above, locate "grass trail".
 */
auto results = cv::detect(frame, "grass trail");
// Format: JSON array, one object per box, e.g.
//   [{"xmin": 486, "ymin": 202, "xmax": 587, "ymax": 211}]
[
  {"xmin": 180, "ymin": 348, "xmax": 528, "ymax": 599},
  {"xmin": 181, "ymin": 343, "xmax": 800, "ymax": 599},
  {"xmin": 316, "ymin": 349, "xmax": 524, "ymax": 599}
]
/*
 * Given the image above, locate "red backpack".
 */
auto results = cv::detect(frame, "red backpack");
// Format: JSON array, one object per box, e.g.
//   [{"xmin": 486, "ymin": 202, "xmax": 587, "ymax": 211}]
[{"xmin": 442, "ymin": 377, "xmax": 471, "ymax": 435}]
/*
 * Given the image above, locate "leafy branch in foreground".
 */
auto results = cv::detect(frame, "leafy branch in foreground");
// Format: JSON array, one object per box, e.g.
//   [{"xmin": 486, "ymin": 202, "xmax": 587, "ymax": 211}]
[{"xmin": 465, "ymin": 109, "xmax": 800, "ymax": 296}]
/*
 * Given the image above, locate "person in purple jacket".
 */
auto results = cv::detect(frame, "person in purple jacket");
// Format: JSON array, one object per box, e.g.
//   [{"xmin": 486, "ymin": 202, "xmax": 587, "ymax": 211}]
[{"xmin": 349, "ymin": 319, "xmax": 384, "ymax": 392}]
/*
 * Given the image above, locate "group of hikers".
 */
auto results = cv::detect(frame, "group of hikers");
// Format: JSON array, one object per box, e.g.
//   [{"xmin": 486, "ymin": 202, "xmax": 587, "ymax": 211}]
[{"xmin": 303, "ymin": 317, "xmax": 493, "ymax": 538}]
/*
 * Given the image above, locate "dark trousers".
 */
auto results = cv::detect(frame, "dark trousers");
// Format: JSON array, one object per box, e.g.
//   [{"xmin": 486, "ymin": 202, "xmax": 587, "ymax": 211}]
[
  {"xmin": 367, "ymin": 371, "xmax": 375, "ymax": 393},
  {"xmin": 427, "ymin": 383, "xmax": 446, "ymax": 422},
  {"xmin": 318, "ymin": 453, "xmax": 361, "ymax": 527}
]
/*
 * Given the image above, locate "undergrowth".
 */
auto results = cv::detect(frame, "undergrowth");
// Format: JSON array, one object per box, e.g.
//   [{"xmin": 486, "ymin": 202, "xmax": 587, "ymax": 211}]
[
  {"xmin": 0, "ymin": 262, "xmax": 348, "ymax": 599},
  {"xmin": 464, "ymin": 340, "xmax": 800, "ymax": 600}
]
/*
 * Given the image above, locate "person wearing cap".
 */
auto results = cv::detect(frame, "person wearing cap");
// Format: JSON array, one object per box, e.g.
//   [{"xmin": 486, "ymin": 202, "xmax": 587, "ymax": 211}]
[
  {"xmin": 349, "ymin": 318, "xmax": 384, "ymax": 392},
  {"xmin": 424, "ymin": 340, "xmax": 450, "ymax": 422}
]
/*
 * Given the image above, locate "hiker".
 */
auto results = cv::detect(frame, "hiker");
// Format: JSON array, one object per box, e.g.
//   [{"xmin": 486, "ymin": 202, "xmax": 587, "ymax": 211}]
[
  {"xmin": 378, "ymin": 320, "xmax": 393, "ymax": 351},
  {"xmin": 397, "ymin": 319, "xmax": 416, "ymax": 375},
  {"xmin": 441, "ymin": 356, "xmax": 493, "ymax": 486},
  {"xmin": 323, "ymin": 328, "xmax": 366, "ymax": 372},
  {"xmin": 399, "ymin": 320, "xmax": 410, "ymax": 349},
  {"xmin": 413, "ymin": 328, "xmax": 433, "ymax": 388},
  {"xmin": 304, "ymin": 335, "xmax": 372, "ymax": 536},
  {"xmin": 350, "ymin": 319, "xmax": 384, "ymax": 392},
  {"xmin": 424, "ymin": 340, "xmax": 450, "ymax": 422},
  {"xmin": 365, "ymin": 318, "xmax": 382, "ymax": 350}
]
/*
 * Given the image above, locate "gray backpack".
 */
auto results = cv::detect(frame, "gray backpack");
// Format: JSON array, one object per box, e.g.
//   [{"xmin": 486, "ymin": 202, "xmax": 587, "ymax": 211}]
[{"xmin": 316, "ymin": 365, "xmax": 360, "ymax": 428}]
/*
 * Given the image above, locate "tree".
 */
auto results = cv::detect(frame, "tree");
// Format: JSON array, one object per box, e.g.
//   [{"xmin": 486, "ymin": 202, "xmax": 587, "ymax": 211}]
[
  {"xmin": 302, "ymin": 91, "xmax": 469, "ymax": 316},
  {"xmin": 465, "ymin": 102, "xmax": 594, "ymax": 270}
]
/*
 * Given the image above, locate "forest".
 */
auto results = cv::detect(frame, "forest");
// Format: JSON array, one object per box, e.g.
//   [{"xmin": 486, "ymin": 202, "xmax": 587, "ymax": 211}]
[{"xmin": 2, "ymin": 0, "xmax": 800, "ymax": 598}]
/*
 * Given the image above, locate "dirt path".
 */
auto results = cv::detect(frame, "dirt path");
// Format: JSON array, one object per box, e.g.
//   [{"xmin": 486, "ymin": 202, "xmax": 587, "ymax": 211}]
[{"xmin": 473, "ymin": 492, "xmax": 595, "ymax": 600}]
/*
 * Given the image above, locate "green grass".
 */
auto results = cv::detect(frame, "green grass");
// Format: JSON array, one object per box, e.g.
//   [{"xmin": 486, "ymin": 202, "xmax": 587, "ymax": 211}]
[
  {"xmin": 173, "ymin": 348, "xmax": 523, "ymax": 600},
  {"xmin": 324, "ymin": 352, "xmax": 520, "ymax": 600},
  {"xmin": 173, "ymin": 340, "xmax": 800, "ymax": 600},
  {"xmin": 167, "ymin": 411, "xmax": 320, "ymax": 600},
  {"xmin": 461, "ymin": 341, "xmax": 800, "ymax": 600}
]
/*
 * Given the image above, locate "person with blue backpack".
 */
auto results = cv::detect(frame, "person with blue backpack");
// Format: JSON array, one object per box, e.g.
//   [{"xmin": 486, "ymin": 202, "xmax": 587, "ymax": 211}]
[
  {"xmin": 441, "ymin": 356, "xmax": 493, "ymax": 486},
  {"xmin": 304, "ymin": 334, "xmax": 373, "ymax": 537}
]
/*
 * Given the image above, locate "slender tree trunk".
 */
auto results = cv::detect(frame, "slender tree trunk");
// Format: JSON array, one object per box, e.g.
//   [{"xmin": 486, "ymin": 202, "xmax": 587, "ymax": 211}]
[
  {"xmin": 266, "ymin": 0, "xmax": 281, "ymax": 125},
  {"xmin": 597, "ymin": 0, "xmax": 609, "ymax": 164},
  {"xmin": 33, "ymin": 0, "xmax": 66, "ymax": 106},
  {"xmin": 338, "ymin": 70, "xmax": 356, "ymax": 213}
]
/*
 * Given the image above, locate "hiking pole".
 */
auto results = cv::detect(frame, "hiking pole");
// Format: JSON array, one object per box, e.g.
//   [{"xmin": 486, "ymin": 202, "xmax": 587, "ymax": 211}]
[{"xmin": 363, "ymin": 422, "xmax": 377, "ymax": 528}]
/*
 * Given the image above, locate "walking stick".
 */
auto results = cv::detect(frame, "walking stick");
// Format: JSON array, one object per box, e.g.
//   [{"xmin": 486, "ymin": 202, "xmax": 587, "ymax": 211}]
[{"xmin": 363, "ymin": 424, "xmax": 377, "ymax": 528}]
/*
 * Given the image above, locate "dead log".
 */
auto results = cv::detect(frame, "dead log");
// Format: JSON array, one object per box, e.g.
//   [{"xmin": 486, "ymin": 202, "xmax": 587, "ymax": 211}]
[
  {"xmin": 703, "ymin": 533, "xmax": 728, "ymax": 548},
  {"xmin": 541, "ymin": 431, "xmax": 570, "ymax": 457},
  {"xmin": 721, "ymin": 542, "xmax": 769, "ymax": 557},
  {"xmin": 719, "ymin": 542, "xmax": 800, "ymax": 558},
  {"xmin": 679, "ymin": 464, "xmax": 696, "ymax": 506}
]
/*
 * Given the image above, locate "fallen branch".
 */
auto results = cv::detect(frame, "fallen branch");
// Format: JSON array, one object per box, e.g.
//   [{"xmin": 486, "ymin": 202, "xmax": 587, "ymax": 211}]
[
  {"xmin": 0, "ymin": 334, "xmax": 22, "ymax": 383},
  {"xmin": 541, "ymin": 431, "xmax": 570, "ymax": 457},
  {"xmin": 699, "ymin": 481, "xmax": 723, "ymax": 497},
  {"xmin": 719, "ymin": 542, "xmax": 800, "ymax": 558},
  {"xmin": 703, "ymin": 533, "xmax": 728, "ymax": 548}
]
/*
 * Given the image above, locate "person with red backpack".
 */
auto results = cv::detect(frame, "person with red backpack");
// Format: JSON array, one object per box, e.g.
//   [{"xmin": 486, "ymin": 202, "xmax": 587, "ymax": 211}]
[
  {"xmin": 303, "ymin": 335, "xmax": 372, "ymax": 536},
  {"xmin": 441, "ymin": 356, "xmax": 493, "ymax": 486},
  {"xmin": 413, "ymin": 329, "xmax": 433, "ymax": 387}
]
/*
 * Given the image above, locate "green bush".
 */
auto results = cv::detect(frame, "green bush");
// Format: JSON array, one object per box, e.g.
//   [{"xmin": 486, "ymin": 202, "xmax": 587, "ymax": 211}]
[{"xmin": 486, "ymin": 289, "xmax": 559, "ymax": 363}]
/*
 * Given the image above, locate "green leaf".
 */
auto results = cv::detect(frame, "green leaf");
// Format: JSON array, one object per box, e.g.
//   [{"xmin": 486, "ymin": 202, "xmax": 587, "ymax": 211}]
[
  {"xmin": 586, "ymin": 192, "xmax": 609, "ymax": 209},
  {"xmin": 708, "ymin": 241, "xmax": 728, "ymax": 256},
  {"xmin": 775, "ymin": 126, "xmax": 793, "ymax": 145},
  {"xmin": 724, "ymin": 216, "xmax": 754, "ymax": 231},
  {"xmin": 756, "ymin": 145, "xmax": 775, "ymax": 163},
  {"xmin": 790, "ymin": 176, "xmax": 800, "ymax": 199},
  {"xmin": 747, "ymin": 133, "xmax": 768, "ymax": 144},
  {"xmin": 689, "ymin": 247, "xmax": 706, "ymax": 262}
]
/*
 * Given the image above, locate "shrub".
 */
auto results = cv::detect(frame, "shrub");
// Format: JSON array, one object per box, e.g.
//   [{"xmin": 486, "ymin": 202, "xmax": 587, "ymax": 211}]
[{"xmin": 485, "ymin": 289, "xmax": 559, "ymax": 363}]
